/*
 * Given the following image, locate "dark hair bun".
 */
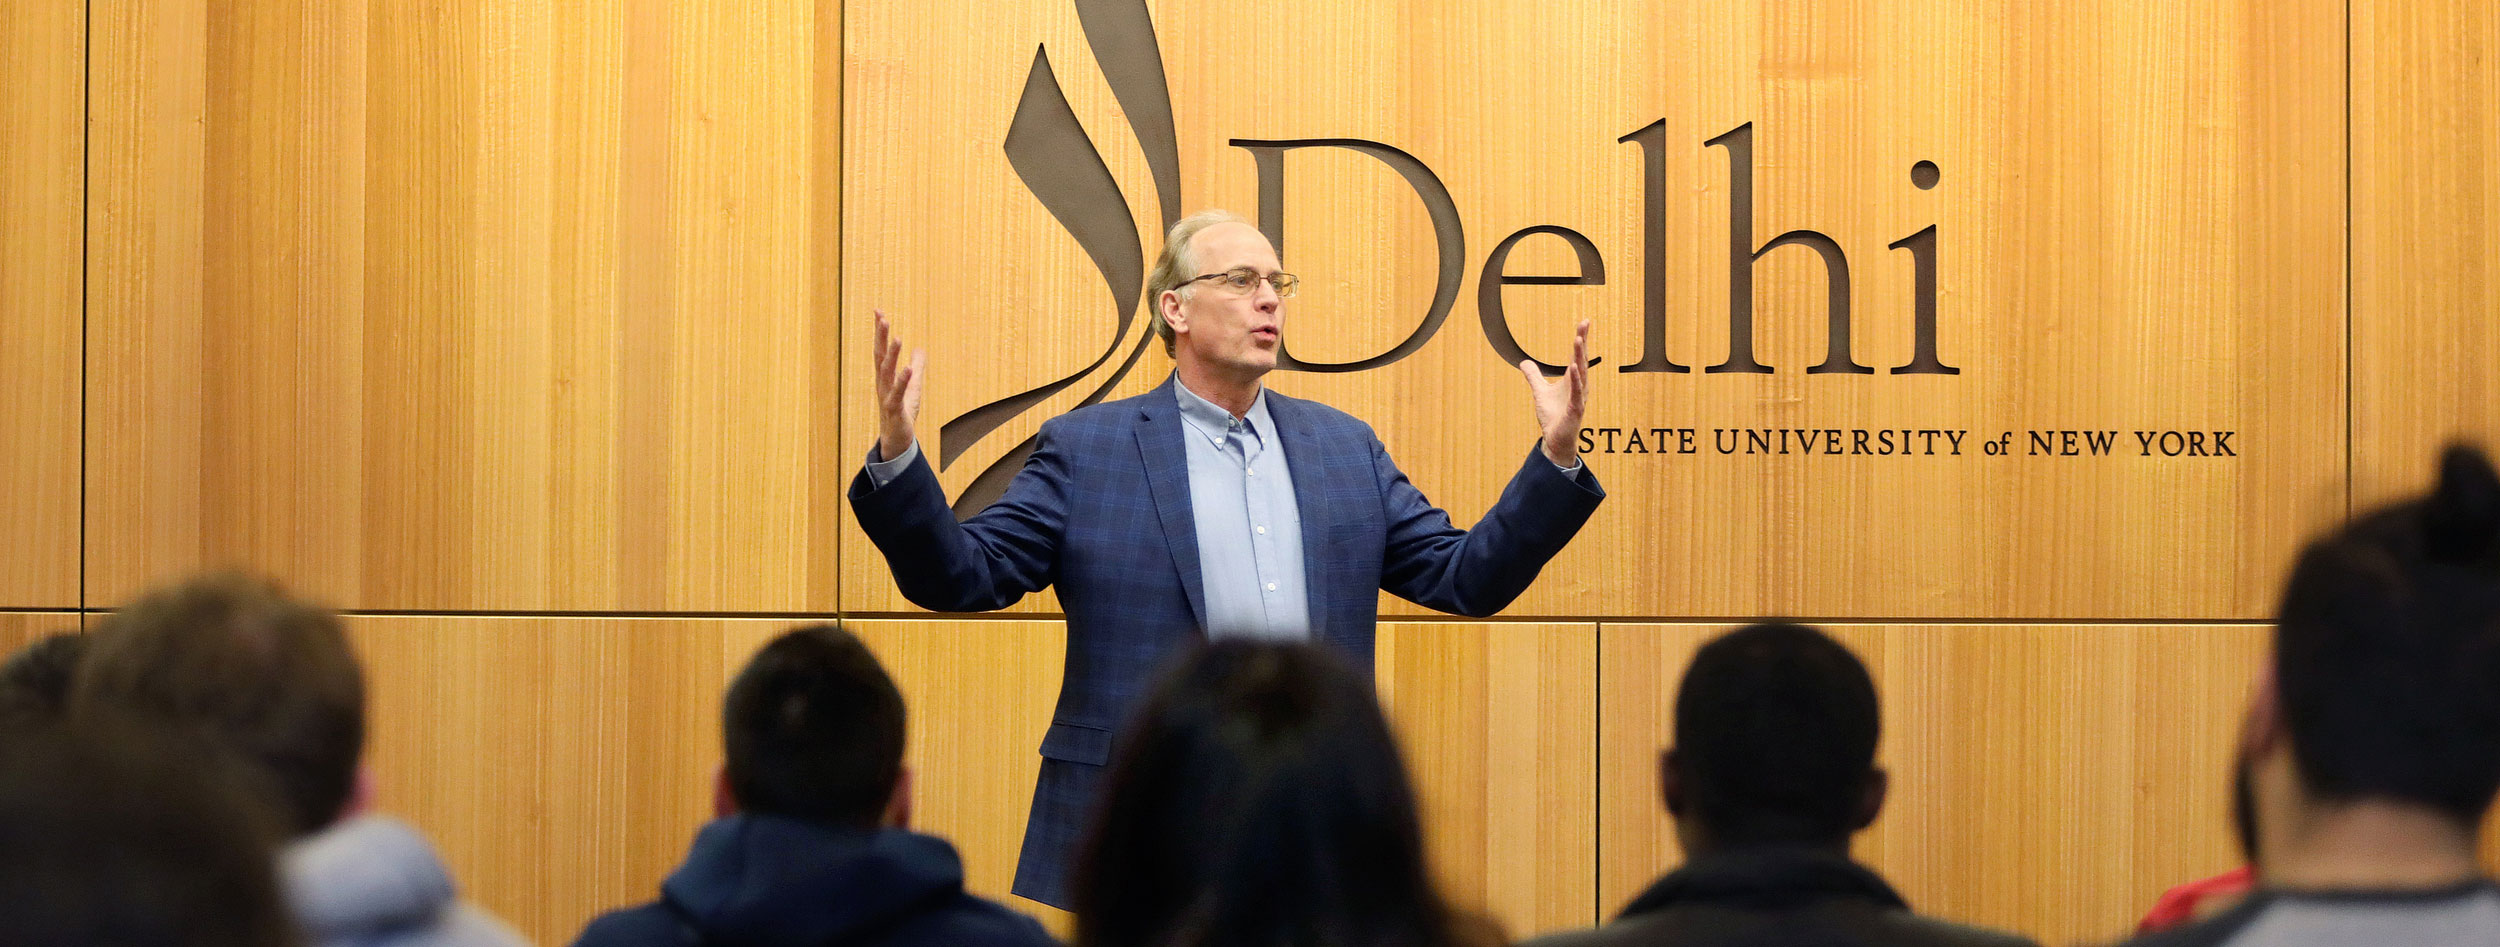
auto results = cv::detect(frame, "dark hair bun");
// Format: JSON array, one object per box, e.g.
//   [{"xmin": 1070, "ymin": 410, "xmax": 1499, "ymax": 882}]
[{"xmin": 2425, "ymin": 444, "xmax": 2500, "ymax": 562}]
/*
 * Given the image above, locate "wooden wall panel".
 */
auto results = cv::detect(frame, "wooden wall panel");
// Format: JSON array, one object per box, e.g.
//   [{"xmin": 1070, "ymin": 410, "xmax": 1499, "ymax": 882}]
[
  {"xmin": 840, "ymin": 0, "xmax": 2346, "ymax": 621},
  {"xmin": 1600, "ymin": 624, "xmax": 2269, "ymax": 946},
  {"xmin": 85, "ymin": 0, "xmax": 842, "ymax": 613},
  {"xmin": 348, "ymin": 616, "xmax": 740, "ymax": 947},
  {"xmin": 0, "ymin": 0, "xmax": 83, "ymax": 608},
  {"xmin": 2352, "ymin": 0, "xmax": 2500, "ymax": 508},
  {"xmin": 818, "ymin": 620, "xmax": 1073, "ymax": 931},
  {"xmin": 1377, "ymin": 622, "xmax": 1598, "ymax": 939}
]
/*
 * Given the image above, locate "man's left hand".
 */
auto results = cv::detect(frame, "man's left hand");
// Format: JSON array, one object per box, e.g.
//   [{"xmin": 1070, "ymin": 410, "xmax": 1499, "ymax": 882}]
[{"xmin": 1518, "ymin": 318, "xmax": 1591, "ymax": 468}]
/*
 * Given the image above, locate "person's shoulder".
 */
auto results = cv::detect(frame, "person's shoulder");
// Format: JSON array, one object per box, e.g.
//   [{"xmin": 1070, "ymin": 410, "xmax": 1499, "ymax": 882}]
[
  {"xmin": 565, "ymin": 900, "xmax": 684, "ymax": 947},
  {"xmin": 359, "ymin": 900, "xmax": 541, "ymax": 947},
  {"xmin": 1037, "ymin": 387, "xmax": 1161, "ymax": 438},
  {"xmin": 1511, "ymin": 927, "xmax": 1611, "ymax": 947},
  {"xmin": 1875, "ymin": 911, "xmax": 2041, "ymax": 947},
  {"xmin": 1262, "ymin": 387, "xmax": 1374, "ymax": 437},
  {"xmin": 875, "ymin": 890, "xmax": 1060, "ymax": 947}
]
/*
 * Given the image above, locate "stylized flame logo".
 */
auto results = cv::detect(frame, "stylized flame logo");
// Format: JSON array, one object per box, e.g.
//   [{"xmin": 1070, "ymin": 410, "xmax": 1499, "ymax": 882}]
[{"xmin": 937, "ymin": 0, "xmax": 1182, "ymax": 517}]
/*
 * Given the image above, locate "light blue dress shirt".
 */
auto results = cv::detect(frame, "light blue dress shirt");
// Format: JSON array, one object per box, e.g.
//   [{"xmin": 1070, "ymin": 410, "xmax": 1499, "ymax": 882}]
[{"xmin": 1170, "ymin": 379, "xmax": 1312, "ymax": 641}]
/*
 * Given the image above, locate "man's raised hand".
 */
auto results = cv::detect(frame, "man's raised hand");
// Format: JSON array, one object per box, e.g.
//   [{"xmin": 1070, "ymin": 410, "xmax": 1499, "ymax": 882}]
[
  {"xmin": 1518, "ymin": 318, "xmax": 1591, "ymax": 468},
  {"xmin": 873, "ymin": 309, "xmax": 926, "ymax": 462}
]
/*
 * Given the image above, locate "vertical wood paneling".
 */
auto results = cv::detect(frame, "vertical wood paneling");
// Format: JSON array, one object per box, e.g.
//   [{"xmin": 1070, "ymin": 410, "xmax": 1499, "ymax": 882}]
[
  {"xmin": 1600, "ymin": 624, "xmax": 2269, "ymax": 946},
  {"xmin": 84, "ymin": 0, "xmax": 840, "ymax": 613},
  {"xmin": 827, "ymin": 621, "xmax": 1073, "ymax": 933},
  {"xmin": 348, "ymin": 616, "xmax": 738, "ymax": 947},
  {"xmin": 1377, "ymin": 622, "xmax": 1598, "ymax": 939},
  {"xmin": 2351, "ymin": 0, "xmax": 2500, "ymax": 507},
  {"xmin": 0, "ymin": 0, "xmax": 84, "ymax": 607},
  {"xmin": 839, "ymin": 0, "xmax": 2346, "ymax": 621}
]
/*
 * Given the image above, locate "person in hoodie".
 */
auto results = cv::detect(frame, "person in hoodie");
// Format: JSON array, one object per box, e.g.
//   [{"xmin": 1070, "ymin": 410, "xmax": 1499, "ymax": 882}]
[
  {"xmin": 572, "ymin": 624, "xmax": 1060, "ymax": 947},
  {"xmin": 1520, "ymin": 623, "xmax": 2036, "ymax": 947},
  {"xmin": 70, "ymin": 573, "xmax": 529, "ymax": 947}
]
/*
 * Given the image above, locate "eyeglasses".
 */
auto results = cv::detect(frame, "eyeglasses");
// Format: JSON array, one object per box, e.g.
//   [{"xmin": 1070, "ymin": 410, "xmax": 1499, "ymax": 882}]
[{"xmin": 1182, "ymin": 267, "xmax": 1299, "ymax": 298}]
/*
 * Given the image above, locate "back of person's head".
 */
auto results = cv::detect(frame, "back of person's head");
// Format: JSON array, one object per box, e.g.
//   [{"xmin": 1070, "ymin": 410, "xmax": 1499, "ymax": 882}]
[
  {"xmin": 0, "ymin": 716, "xmax": 301, "ymax": 947},
  {"xmin": 1671, "ymin": 622, "xmax": 1883, "ymax": 850},
  {"xmin": 2272, "ymin": 444, "xmax": 2500, "ymax": 823},
  {"xmin": 722, "ymin": 624, "xmax": 907, "ymax": 828},
  {"xmin": 1072, "ymin": 640, "xmax": 1494, "ymax": 947},
  {"xmin": 70, "ymin": 573, "xmax": 365, "ymax": 837},
  {"xmin": 0, "ymin": 630, "xmax": 87, "ymax": 726}
]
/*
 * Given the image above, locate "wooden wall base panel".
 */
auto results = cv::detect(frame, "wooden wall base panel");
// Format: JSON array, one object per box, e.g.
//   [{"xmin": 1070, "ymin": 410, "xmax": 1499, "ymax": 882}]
[
  {"xmin": 1600, "ymin": 623, "xmax": 2270, "ymax": 947},
  {"xmin": 1377, "ymin": 622, "xmax": 1598, "ymax": 939},
  {"xmin": 346, "ymin": 616, "xmax": 746, "ymax": 947},
  {"xmin": 825, "ymin": 620, "xmax": 1073, "ymax": 934}
]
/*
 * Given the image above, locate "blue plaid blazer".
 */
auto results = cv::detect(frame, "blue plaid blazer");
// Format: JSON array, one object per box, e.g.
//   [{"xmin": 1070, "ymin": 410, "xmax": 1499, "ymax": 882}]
[{"xmin": 848, "ymin": 376, "xmax": 1605, "ymax": 907}]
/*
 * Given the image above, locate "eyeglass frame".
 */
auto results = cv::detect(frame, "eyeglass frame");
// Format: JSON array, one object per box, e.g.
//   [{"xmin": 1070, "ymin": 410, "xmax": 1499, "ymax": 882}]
[{"xmin": 1178, "ymin": 266, "xmax": 1299, "ymax": 298}]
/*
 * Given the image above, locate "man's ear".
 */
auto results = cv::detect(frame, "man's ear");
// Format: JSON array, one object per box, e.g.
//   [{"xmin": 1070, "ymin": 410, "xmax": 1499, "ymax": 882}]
[
  {"xmin": 1660, "ymin": 748, "xmax": 1685, "ymax": 816},
  {"xmin": 1159, "ymin": 290, "xmax": 1188, "ymax": 337},
  {"xmin": 883, "ymin": 765, "xmax": 914, "ymax": 830},
  {"xmin": 712, "ymin": 763, "xmax": 739, "ymax": 819},
  {"xmin": 2241, "ymin": 663, "xmax": 2287, "ymax": 760},
  {"xmin": 1852, "ymin": 767, "xmax": 1889, "ymax": 832}
]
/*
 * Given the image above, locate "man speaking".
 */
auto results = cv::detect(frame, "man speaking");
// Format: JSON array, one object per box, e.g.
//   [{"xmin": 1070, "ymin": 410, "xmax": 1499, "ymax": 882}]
[{"xmin": 850, "ymin": 209, "xmax": 1606, "ymax": 908}]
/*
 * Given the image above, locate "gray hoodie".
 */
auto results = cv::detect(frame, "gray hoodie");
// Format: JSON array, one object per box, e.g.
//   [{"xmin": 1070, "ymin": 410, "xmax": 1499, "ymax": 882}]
[{"xmin": 284, "ymin": 815, "xmax": 533, "ymax": 947}]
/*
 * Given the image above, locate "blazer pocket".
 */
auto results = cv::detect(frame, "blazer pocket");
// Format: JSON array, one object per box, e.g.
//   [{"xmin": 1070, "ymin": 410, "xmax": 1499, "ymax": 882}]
[{"xmin": 1037, "ymin": 721, "xmax": 1115, "ymax": 766}]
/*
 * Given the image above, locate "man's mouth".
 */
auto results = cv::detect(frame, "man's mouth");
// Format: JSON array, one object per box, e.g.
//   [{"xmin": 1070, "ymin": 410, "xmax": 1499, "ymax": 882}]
[{"xmin": 1251, "ymin": 327, "xmax": 1279, "ymax": 343}]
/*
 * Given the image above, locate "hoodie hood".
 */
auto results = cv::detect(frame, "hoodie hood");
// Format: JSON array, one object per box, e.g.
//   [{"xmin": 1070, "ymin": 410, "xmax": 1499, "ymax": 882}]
[
  {"xmin": 284, "ymin": 815, "xmax": 460, "ymax": 940},
  {"xmin": 661, "ymin": 814, "xmax": 970, "ymax": 947}
]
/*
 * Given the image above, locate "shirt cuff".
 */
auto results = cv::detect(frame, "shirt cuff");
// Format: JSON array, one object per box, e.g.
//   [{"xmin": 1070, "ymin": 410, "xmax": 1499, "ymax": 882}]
[
  {"xmin": 1547, "ymin": 450, "xmax": 1584, "ymax": 481},
  {"xmin": 865, "ymin": 439, "xmax": 921, "ymax": 488}
]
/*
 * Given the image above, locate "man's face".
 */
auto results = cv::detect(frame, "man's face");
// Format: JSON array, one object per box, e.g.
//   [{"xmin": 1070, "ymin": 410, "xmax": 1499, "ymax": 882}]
[{"xmin": 1166, "ymin": 222, "xmax": 1285, "ymax": 381}]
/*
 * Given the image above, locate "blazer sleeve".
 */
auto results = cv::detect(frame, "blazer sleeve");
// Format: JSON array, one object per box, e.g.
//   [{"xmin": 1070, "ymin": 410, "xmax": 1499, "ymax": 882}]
[
  {"xmin": 846, "ymin": 422, "xmax": 1071, "ymax": 613},
  {"xmin": 1373, "ymin": 438, "xmax": 1605, "ymax": 617}
]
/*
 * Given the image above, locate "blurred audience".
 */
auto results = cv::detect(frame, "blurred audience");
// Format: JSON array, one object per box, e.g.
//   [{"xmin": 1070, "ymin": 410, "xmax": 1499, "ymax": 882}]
[
  {"xmin": 572, "ymin": 624, "xmax": 1057, "ymax": 947},
  {"xmin": 1521, "ymin": 623, "xmax": 2036, "ymax": 947},
  {"xmin": 71, "ymin": 573, "xmax": 529, "ymax": 947},
  {"xmin": 1071, "ymin": 640, "xmax": 1501, "ymax": 947},
  {"xmin": 2120, "ymin": 446, "xmax": 2500, "ymax": 946},
  {"xmin": 0, "ymin": 629, "xmax": 85, "ymax": 725},
  {"xmin": 0, "ymin": 715, "xmax": 301, "ymax": 947}
]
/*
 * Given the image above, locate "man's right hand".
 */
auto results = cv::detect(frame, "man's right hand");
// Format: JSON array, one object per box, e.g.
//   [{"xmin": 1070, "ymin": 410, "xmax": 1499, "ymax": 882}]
[{"xmin": 872, "ymin": 309, "xmax": 925, "ymax": 461}]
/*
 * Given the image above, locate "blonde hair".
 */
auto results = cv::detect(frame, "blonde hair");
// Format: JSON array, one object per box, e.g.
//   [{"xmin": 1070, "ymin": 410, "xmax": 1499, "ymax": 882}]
[{"xmin": 1144, "ymin": 209, "xmax": 1254, "ymax": 355}]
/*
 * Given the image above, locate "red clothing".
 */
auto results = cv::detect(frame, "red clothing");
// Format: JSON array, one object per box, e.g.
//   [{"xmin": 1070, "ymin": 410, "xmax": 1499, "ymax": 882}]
[{"xmin": 2138, "ymin": 865, "xmax": 2255, "ymax": 933}]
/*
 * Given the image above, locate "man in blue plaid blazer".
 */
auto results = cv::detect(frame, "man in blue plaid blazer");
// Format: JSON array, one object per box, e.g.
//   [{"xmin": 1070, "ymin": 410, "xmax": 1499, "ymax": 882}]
[{"xmin": 850, "ymin": 211, "xmax": 1605, "ymax": 908}]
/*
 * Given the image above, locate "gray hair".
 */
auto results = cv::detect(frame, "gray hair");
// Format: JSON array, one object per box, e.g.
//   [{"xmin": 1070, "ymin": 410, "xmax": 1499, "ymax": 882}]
[{"xmin": 1145, "ymin": 209, "xmax": 1254, "ymax": 356}]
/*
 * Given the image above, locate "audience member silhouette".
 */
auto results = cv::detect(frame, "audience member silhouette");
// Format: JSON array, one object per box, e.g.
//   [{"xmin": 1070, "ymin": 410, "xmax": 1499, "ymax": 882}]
[
  {"xmin": 0, "ymin": 715, "xmax": 301, "ymax": 947},
  {"xmin": 0, "ymin": 629, "xmax": 84, "ymax": 726},
  {"xmin": 2120, "ymin": 445, "xmax": 2500, "ymax": 947},
  {"xmin": 572, "ymin": 624, "xmax": 1058, "ymax": 947},
  {"xmin": 71, "ymin": 573, "xmax": 529, "ymax": 947},
  {"xmin": 1071, "ymin": 640, "xmax": 1501, "ymax": 947},
  {"xmin": 1521, "ymin": 623, "xmax": 2036, "ymax": 947}
]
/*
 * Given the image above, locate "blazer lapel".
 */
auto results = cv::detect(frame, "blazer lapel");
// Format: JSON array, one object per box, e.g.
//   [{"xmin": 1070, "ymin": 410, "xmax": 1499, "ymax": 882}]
[
  {"xmin": 1266, "ymin": 390, "xmax": 1336, "ymax": 635},
  {"xmin": 1135, "ymin": 380, "xmax": 1207, "ymax": 630}
]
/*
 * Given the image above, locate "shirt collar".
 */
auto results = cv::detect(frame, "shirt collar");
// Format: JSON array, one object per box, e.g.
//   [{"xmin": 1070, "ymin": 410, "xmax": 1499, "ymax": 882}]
[{"xmin": 1173, "ymin": 374, "xmax": 1271, "ymax": 445}]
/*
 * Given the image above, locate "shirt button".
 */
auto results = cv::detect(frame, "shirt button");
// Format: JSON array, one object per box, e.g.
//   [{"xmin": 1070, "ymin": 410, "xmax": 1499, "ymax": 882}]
[
  {"xmin": 1255, "ymin": 525, "xmax": 1266, "ymax": 535},
  {"xmin": 1266, "ymin": 582, "xmax": 1277, "ymax": 591},
  {"xmin": 1246, "ymin": 468, "xmax": 1255, "ymax": 476}
]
